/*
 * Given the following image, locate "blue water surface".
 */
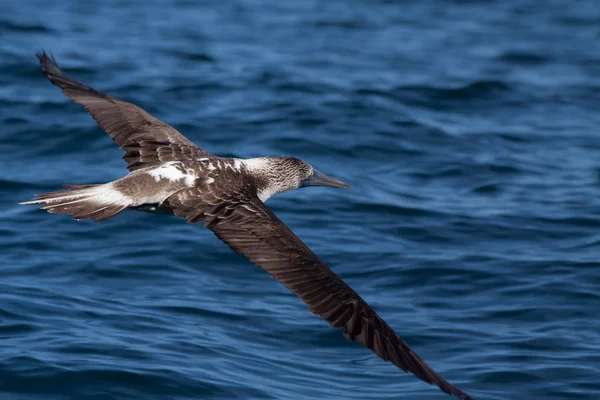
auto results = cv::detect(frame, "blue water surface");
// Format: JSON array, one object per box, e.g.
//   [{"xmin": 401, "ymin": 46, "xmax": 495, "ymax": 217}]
[{"xmin": 2, "ymin": 1, "xmax": 600, "ymax": 399}]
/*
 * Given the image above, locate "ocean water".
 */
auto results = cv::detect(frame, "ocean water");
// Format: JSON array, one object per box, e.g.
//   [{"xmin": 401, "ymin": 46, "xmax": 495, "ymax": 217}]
[{"xmin": 1, "ymin": 1, "xmax": 600, "ymax": 399}]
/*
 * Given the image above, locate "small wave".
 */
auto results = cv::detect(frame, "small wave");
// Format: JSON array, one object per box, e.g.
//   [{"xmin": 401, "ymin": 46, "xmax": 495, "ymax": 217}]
[
  {"xmin": 167, "ymin": 50, "xmax": 216, "ymax": 63},
  {"xmin": 0, "ymin": 363, "xmax": 231, "ymax": 398},
  {"xmin": 0, "ymin": 20, "xmax": 54, "ymax": 33},
  {"xmin": 0, "ymin": 179, "xmax": 41, "ymax": 190},
  {"xmin": 164, "ymin": 81, "xmax": 232, "ymax": 94},
  {"xmin": 409, "ymin": 80, "xmax": 512, "ymax": 100},
  {"xmin": 471, "ymin": 183, "xmax": 502, "ymax": 195},
  {"xmin": 342, "ymin": 201, "xmax": 446, "ymax": 218},
  {"xmin": 0, "ymin": 322, "xmax": 40, "ymax": 335},
  {"xmin": 355, "ymin": 80, "xmax": 513, "ymax": 108},
  {"xmin": 497, "ymin": 51, "xmax": 553, "ymax": 66},
  {"xmin": 149, "ymin": 304, "xmax": 251, "ymax": 323},
  {"xmin": 312, "ymin": 19, "xmax": 372, "ymax": 30}
]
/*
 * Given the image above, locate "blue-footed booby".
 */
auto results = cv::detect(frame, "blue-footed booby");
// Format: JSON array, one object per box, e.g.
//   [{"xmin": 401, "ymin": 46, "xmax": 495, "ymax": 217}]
[{"xmin": 21, "ymin": 52, "xmax": 472, "ymax": 400}]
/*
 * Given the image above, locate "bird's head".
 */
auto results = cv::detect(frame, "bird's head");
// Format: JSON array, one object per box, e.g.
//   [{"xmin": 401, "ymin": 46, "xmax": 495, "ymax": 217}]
[{"xmin": 242, "ymin": 156, "xmax": 349, "ymax": 202}]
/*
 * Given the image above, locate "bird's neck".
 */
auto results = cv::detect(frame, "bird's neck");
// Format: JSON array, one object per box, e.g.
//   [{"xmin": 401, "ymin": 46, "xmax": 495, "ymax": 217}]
[{"xmin": 240, "ymin": 157, "xmax": 287, "ymax": 202}]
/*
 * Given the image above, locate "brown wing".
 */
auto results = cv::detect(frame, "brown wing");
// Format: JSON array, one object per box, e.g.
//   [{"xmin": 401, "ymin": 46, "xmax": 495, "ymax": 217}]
[
  {"xmin": 164, "ymin": 187, "xmax": 472, "ymax": 400},
  {"xmin": 37, "ymin": 51, "xmax": 213, "ymax": 171}
]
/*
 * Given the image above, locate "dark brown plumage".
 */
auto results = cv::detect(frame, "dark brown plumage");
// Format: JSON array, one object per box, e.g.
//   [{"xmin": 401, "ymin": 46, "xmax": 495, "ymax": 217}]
[
  {"xmin": 37, "ymin": 52, "xmax": 212, "ymax": 171},
  {"xmin": 22, "ymin": 51, "xmax": 474, "ymax": 400},
  {"xmin": 164, "ymin": 186, "xmax": 472, "ymax": 400}
]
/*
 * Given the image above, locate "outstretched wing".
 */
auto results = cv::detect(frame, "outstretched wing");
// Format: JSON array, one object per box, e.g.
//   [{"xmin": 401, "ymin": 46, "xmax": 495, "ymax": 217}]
[
  {"xmin": 163, "ymin": 187, "xmax": 472, "ymax": 400},
  {"xmin": 37, "ymin": 51, "xmax": 213, "ymax": 171}
]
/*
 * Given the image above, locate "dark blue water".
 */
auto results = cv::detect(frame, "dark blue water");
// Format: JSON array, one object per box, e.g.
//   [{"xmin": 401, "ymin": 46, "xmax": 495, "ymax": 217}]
[{"xmin": 2, "ymin": 1, "xmax": 600, "ymax": 399}]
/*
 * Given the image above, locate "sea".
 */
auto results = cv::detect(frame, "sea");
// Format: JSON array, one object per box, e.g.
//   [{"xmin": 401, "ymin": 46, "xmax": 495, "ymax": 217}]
[{"xmin": 1, "ymin": 1, "xmax": 599, "ymax": 399}]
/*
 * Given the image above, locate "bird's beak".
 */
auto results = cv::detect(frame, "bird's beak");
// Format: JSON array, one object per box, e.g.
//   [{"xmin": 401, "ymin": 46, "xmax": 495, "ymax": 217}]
[{"xmin": 300, "ymin": 170, "xmax": 350, "ymax": 189}]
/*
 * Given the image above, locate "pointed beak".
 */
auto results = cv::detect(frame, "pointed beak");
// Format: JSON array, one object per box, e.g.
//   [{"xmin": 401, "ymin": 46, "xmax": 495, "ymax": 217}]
[{"xmin": 300, "ymin": 170, "xmax": 350, "ymax": 189}]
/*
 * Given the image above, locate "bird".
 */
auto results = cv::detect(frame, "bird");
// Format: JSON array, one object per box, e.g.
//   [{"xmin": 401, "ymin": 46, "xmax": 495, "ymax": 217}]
[{"xmin": 21, "ymin": 51, "xmax": 473, "ymax": 400}]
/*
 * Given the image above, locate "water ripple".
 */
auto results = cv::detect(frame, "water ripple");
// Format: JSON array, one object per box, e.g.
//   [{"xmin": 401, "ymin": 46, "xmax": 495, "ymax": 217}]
[{"xmin": 2, "ymin": 0, "xmax": 600, "ymax": 399}]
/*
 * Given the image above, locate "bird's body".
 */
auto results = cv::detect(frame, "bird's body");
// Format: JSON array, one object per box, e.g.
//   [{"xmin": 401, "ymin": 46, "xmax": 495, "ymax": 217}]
[
  {"xmin": 28, "ymin": 157, "xmax": 314, "ymax": 222},
  {"xmin": 21, "ymin": 52, "xmax": 473, "ymax": 400}
]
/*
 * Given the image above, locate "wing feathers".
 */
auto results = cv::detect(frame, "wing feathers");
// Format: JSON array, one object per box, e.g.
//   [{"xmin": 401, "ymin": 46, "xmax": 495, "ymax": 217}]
[
  {"xmin": 36, "ymin": 51, "xmax": 212, "ymax": 171},
  {"xmin": 163, "ymin": 187, "xmax": 472, "ymax": 399}
]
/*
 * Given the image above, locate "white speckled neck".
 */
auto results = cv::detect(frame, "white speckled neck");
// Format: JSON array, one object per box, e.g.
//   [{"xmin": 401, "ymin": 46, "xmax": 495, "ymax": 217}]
[
  {"xmin": 241, "ymin": 158, "xmax": 280, "ymax": 202},
  {"xmin": 241, "ymin": 157, "xmax": 272, "ymax": 172}
]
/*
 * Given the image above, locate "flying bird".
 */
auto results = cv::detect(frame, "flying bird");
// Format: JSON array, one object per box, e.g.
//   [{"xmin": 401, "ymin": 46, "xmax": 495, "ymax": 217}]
[{"xmin": 22, "ymin": 51, "xmax": 473, "ymax": 400}]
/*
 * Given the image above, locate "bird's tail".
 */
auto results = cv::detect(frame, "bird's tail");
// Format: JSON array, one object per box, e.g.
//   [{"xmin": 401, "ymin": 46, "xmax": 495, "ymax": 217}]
[{"xmin": 20, "ymin": 183, "xmax": 130, "ymax": 222}]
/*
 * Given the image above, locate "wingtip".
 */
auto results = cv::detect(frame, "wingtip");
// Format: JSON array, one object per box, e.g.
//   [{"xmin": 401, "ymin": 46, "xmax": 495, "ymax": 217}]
[
  {"xmin": 445, "ymin": 384, "xmax": 474, "ymax": 400},
  {"xmin": 36, "ymin": 49, "xmax": 49, "ymax": 62},
  {"xmin": 36, "ymin": 49, "xmax": 59, "ymax": 73},
  {"xmin": 438, "ymin": 378, "xmax": 474, "ymax": 400}
]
